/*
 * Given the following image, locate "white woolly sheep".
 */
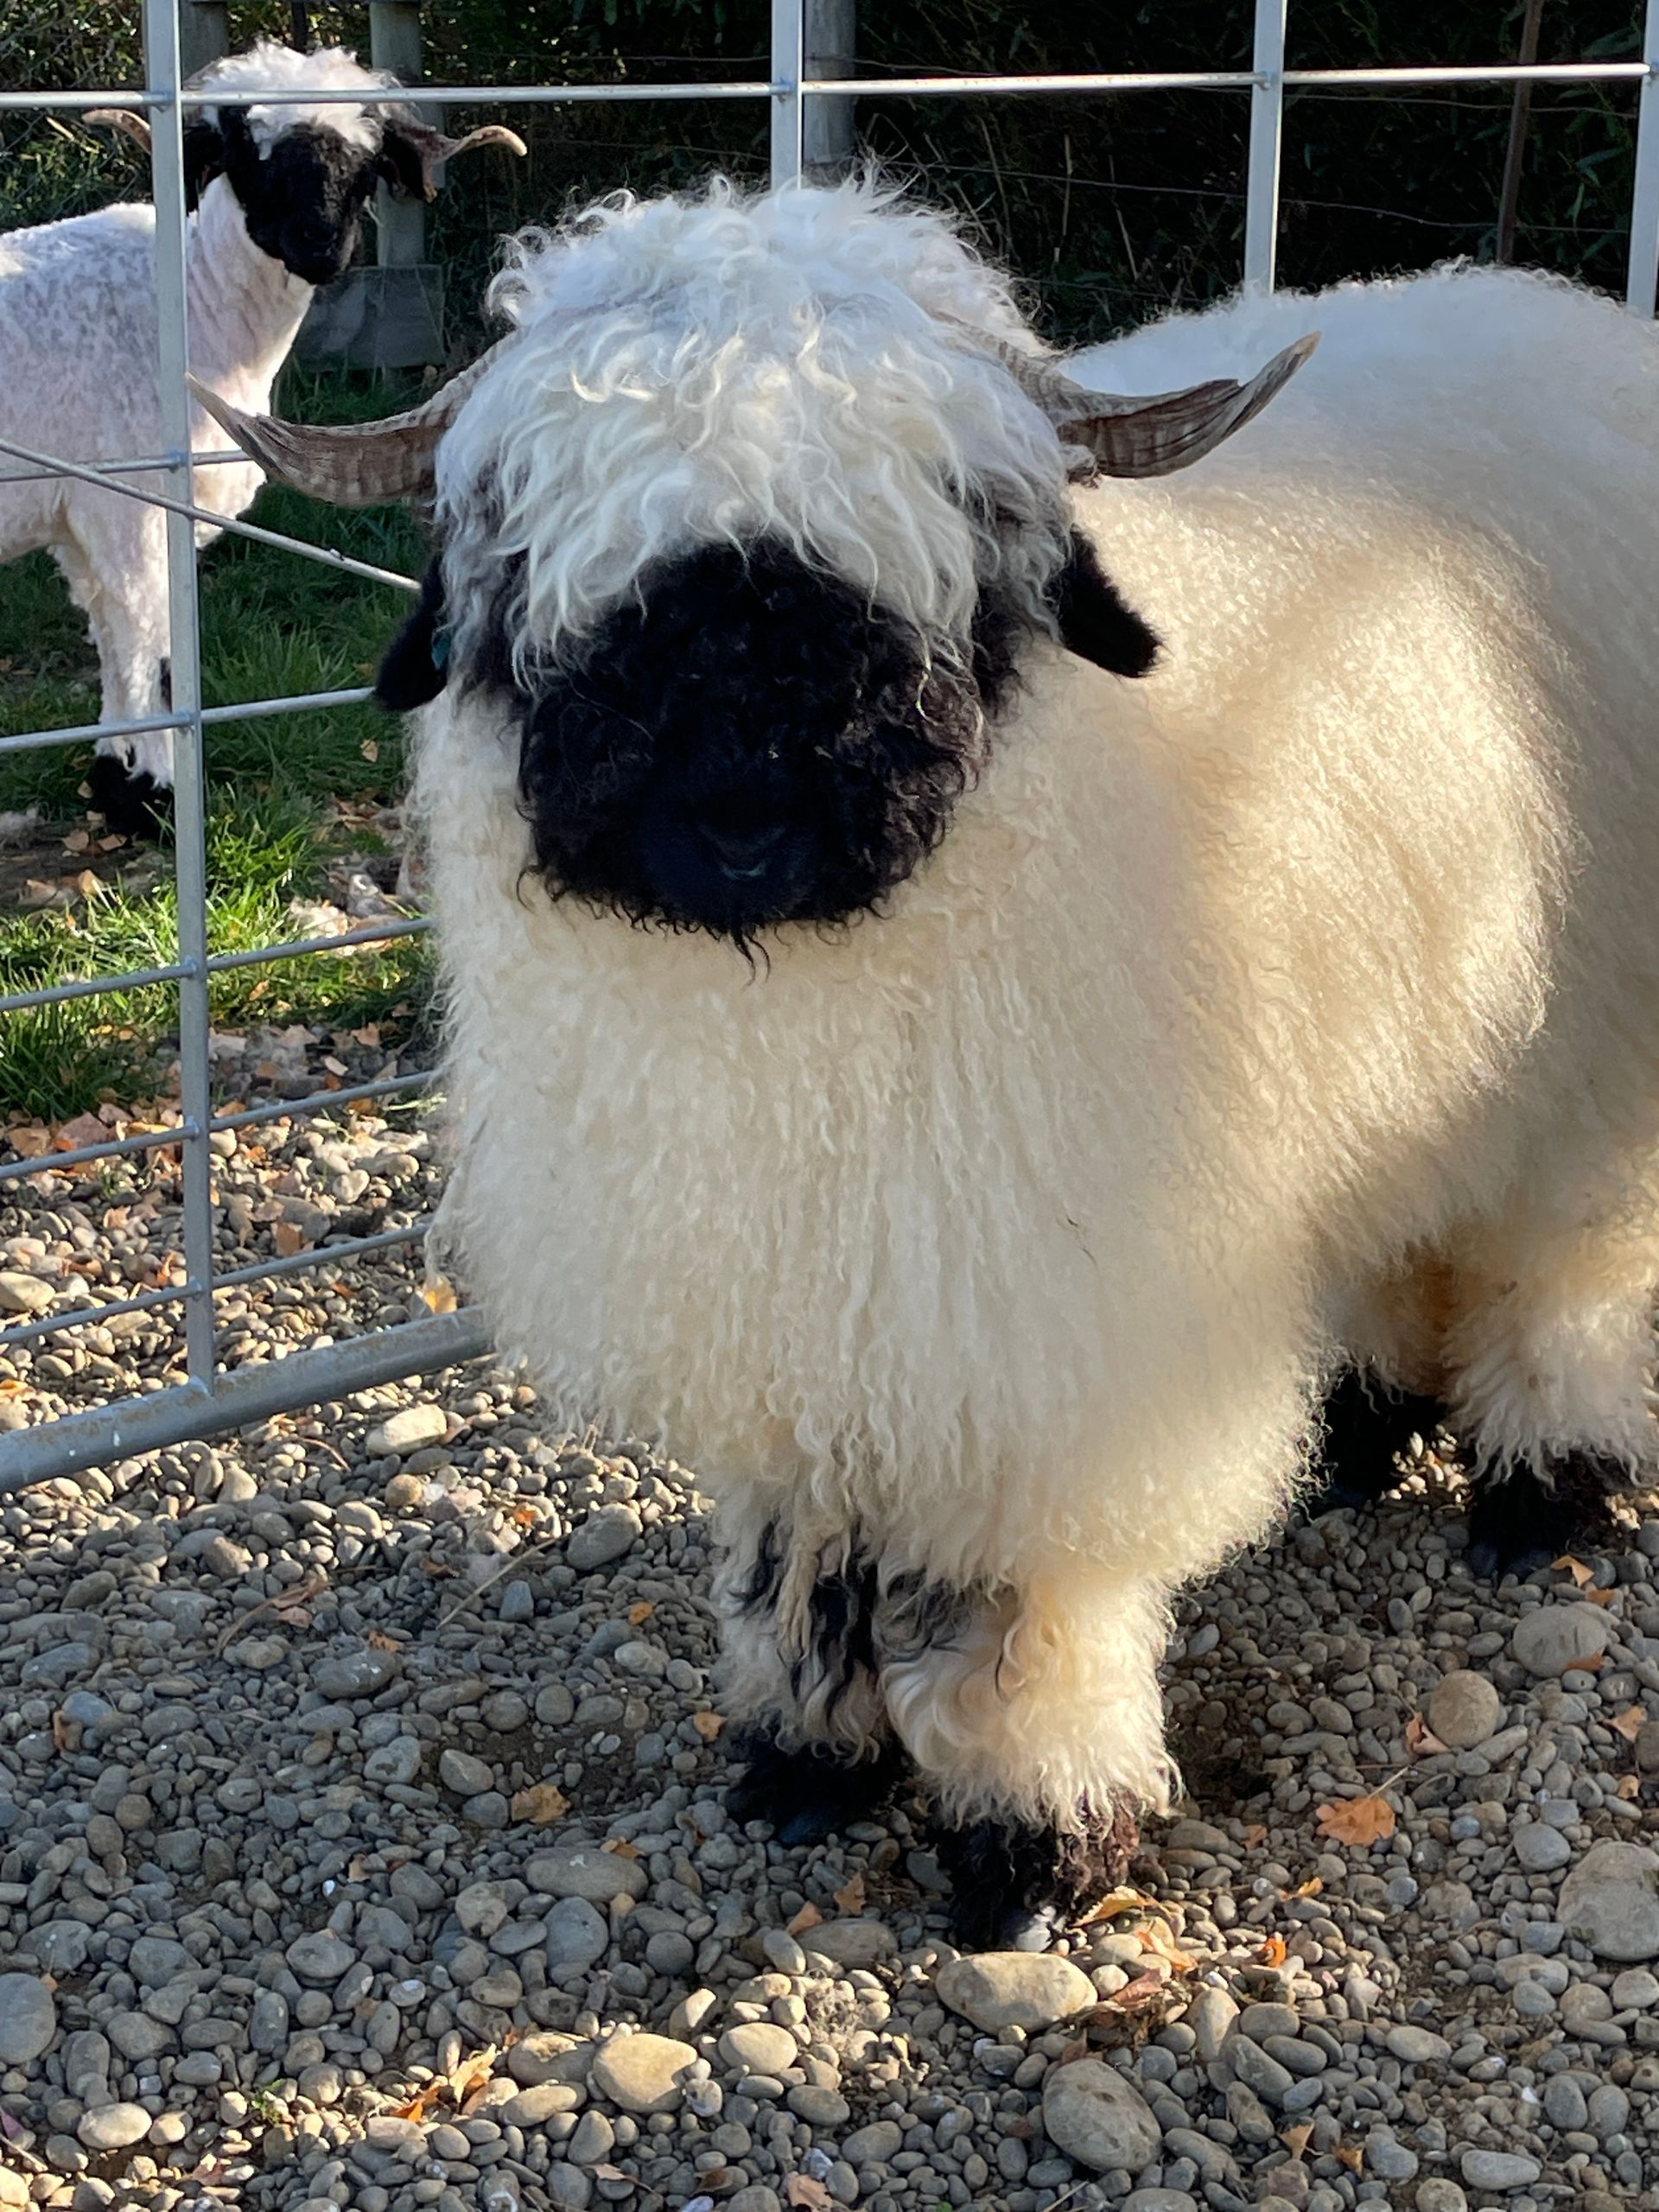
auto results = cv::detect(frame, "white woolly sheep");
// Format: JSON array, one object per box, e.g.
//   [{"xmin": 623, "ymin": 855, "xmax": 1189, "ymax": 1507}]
[
  {"xmin": 0, "ymin": 39, "xmax": 521, "ymax": 831},
  {"xmin": 198, "ymin": 180, "xmax": 1659, "ymax": 1945}
]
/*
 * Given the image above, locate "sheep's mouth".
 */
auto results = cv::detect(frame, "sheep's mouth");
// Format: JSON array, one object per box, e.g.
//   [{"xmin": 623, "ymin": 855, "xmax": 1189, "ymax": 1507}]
[{"xmin": 493, "ymin": 537, "xmax": 1008, "ymax": 944}]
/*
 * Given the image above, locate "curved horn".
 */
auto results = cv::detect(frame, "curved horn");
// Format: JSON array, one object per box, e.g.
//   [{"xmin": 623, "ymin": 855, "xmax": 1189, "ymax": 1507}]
[
  {"xmin": 186, "ymin": 339, "xmax": 512, "ymax": 506},
  {"xmin": 969, "ymin": 327, "xmax": 1319, "ymax": 479},
  {"xmin": 87, "ymin": 108, "xmax": 153, "ymax": 155},
  {"xmin": 388, "ymin": 115, "xmax": 529, "ymax": 201}
]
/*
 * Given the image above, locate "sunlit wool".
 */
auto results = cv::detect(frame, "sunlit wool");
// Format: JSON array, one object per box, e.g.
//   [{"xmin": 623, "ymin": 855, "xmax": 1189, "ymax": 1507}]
[{"xmin": 409, "ymin": 207, "xmax": 1659, "ymax": 1835}]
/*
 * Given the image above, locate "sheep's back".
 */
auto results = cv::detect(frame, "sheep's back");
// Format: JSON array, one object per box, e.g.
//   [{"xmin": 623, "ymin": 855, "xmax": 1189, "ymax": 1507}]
[{"xmin": 1073, "ymin": 263, "xmax": 1659, "ymax": 1255}]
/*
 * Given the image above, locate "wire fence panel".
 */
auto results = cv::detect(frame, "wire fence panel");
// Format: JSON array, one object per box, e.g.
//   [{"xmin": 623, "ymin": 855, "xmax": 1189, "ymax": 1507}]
[{"xmin": 4, "ymin": 0, "xmax": 1659, "ymax": 1489}]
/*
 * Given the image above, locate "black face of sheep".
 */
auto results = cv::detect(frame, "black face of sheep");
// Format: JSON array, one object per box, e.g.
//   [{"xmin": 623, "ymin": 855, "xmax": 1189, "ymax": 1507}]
[
  {"xmin": 191, "ymin": 110, "xmax": 467, "ymax": 289},
  {"xmin": 502, "ymin": 538, "xmax": 1055, "ymax": 944},
  {"xmin": 378, "ymin": 530, "xmax": 1160, "ymax": 946},
  {"xmin": 208, "ymin": 112, "xmax": 380, "ymax": 287}
]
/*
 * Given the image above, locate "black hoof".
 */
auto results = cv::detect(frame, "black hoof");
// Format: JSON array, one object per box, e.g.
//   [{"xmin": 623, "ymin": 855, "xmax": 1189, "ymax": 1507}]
[
  {"xmin": 1465, "ymin": 1454, "xmax": 1622, "ymax": 1581},
  {"xmin": 725, "ymin": 1732, "xmax": 902, "ymax": 1846},
  {"xmin": 934, "ymin": 1802, "xmax": 1138, "ymax": 1953},
  {"xmin": 1306, "ymin": 1368, "xmax": 1446, "ymax": 1517},
  {"xmin": 89, "ymin": 753, "xmax": 173, "ymax": 841}
]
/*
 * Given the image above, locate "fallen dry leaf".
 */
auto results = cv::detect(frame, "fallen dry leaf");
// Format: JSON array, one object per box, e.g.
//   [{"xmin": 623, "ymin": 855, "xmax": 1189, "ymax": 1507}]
[
  {"xmin": 271, "ymin": 1219, "xmax": 308, "ymax": 1256},
  {"xmin": 1585, "ymin": 1586, "xmax": 1618, "ymax": 1608},
  {"xmin": 1554, "ymin": 1554, "xmax": 1594, "ymax": 1586},
  {"xmin": 1138, "ymin": 1918, "xmax": 1195, "ymax": 1973},
  {"xmin": 416, "ymin": 1272, "xmax": 458, "ymax": 1314},
  {"xmin": 510, "ymin": 1504, "xmax": 539, "ymax": 1529},
  {"xmin": 1333, "ymin": 2143, "xmax": 1364, "ymax": 2176},
  {"xmin": 1281, "ymin": 1877, "xmax": 1324, "ymax": 1900},
  {"xmin": 691, "ymin": 1710, "xmax": 725, "ymax": 1742},
  {"xmin": 1281, "ymin": 2123, "xmax": 1314, "ymax": 2157},
  {"xmin": 833, "ymin": 1872, "xmax": 866, "ymax": 1916},
  {"xmin": 392, "ymin": 2082, "xmax": 443, "ymax": 2122},
  {"xmin": 454, "ymin": 2047, "xmax": 499, "ymax": 2111},
  {"xmin": 366, "ymin": 1629, "xmax": 399, "ymax": 1652},
  {"xmin": 1316, "ymin": 1793, "xmax": 1397, "ymax": 1847},
  {"xmin": 604, "ymin": 1839, "xmax": 641, "ymax": 1859},
  {"xmin": 1078, "ymin": 1885, "xmax": 1162, "ymax": 1924},
  {"xmin": 510, "ymin": 1783, "xmax": 570, "ymax": 1826},
  {"xmin": 785, "ymin": 2181, "xmax": 831, "ymax": 2210},
  {"xmin": 1610, "ymin": 1706, "xmax": 1646, "ymax": 1743},
  {"xmin": 1244, "ymin": 1823, "xmax": 1269, "ymax": 1849},
  {"xmin": 787, "ymin": 1902, "xmax": 824, "ymax": 1937},
  {"xmin": 1256, "ymin": 1934, "xmax": 1289, "ymax": 1967},
  {"xmin": 51, "ymin": 1710, "xmax": 72, "ymax": 1753},
  {"xmin": 1406, "ymin": 1713, "xmax": 1450, "ymax": 1758},
  {"xmin": 1103, "ymin": 1971, "xmax": 1166, "ymax": 2012},
  {"xmin": 627, "ymin": 1600, "xmax": 655, "ymax": 1625},
  {"xmin": 6, "ymin": 1126, "xmax": 51, "ymax": 1158}
]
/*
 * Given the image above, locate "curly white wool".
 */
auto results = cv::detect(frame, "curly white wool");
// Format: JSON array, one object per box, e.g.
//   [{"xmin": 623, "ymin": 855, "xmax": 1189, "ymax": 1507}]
[
  {"xmin": 416, "ymin": 191, "xmax": 1659, "ymax": 1826},
  {"xmin": 198, "ymin": 41, "xmax": 391, "ymax": 151},
  {"xmin": 438, "ymin": 179, "xmax": 1073, "ymax": 671}
]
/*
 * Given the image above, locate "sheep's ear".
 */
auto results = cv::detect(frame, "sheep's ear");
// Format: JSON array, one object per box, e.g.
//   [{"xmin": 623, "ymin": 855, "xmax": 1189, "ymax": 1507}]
[
  {"xmin": 181, "ymin": 119, "xmax": 225, "ymax": 211},
  {"xmin": 375, "ymin": 561, "xmax": 450, "ymax": 709},
  {"xmin": 1052, "ymin": 532, "xmax": 1161, "ymax": 679},
  {"xmin": 376, "ymin": 126, "xmax": 433, "ymax": 204}
]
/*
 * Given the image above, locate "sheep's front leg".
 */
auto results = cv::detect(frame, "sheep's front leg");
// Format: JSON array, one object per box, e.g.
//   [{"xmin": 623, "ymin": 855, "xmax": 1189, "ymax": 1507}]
[
  {"xmin": 56, "ymin": 517, "xmax": 175, "ymax": 835},
  {"xmin": 715, "ymin": 1509, "xmax": 902, "ymax": 1846},
  {"xmin": 879, "ymin": 1570, "xmax": 1166, "ymax": 1950}
]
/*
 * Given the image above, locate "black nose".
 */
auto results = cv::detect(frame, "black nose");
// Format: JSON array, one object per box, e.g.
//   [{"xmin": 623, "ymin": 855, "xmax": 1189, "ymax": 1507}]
[{"xmin": 701, "ymin": 820, "xmax": 789, "ymax": 880}]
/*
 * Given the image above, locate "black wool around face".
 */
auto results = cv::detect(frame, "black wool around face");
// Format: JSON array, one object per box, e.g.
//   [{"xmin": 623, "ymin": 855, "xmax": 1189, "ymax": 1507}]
[
  {"xmin": 374, "ymin": 528, "xmax": 1161, "ymax": 946},
  {"xmin": 496, "ymin": 540, "xmax": 999, "ymax": 945}
]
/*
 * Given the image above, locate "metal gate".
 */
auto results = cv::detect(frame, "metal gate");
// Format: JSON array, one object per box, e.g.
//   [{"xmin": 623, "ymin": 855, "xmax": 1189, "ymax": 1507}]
[{"xmin": 6, "ymin": 0, "xmax": 1659, "ymax": 1489}]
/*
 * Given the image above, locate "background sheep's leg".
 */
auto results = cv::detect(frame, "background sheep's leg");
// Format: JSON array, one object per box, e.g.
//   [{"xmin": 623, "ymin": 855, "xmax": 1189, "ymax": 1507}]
[
  {"xmin": 879, "ymin": 1570, "xmax": 1167, "ymax": 1948},
  {"xmin": 1442, "ymin": 1206, "xmax": 1657, "ymax": 1576},
  {"xmin": 1305, "ymin": 1366, "xmax": 1447, "ymax": 1514},
  {"xmin": 715, "ymin": 1510, "xmax": 899, "ymax": 1845},
  {"xmin": 55, "ymin": 512, "xmax": 175, "ymax": 832}
]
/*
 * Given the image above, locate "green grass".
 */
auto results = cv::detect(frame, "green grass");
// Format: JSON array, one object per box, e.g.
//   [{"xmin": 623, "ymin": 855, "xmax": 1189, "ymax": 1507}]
[{"xmin": 1, "ymin": 368, "xmax": 438, "ymax": 1122}]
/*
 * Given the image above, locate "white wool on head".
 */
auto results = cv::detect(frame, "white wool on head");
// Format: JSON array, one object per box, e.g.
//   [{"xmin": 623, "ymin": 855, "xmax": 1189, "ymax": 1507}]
[
  {"xmin": 435, "ymin": 178, "xmax": 1074, "ymax": 667},
  {"xmin": 190, "ymin": 40, "xmax": 396, "ymax": 152}
]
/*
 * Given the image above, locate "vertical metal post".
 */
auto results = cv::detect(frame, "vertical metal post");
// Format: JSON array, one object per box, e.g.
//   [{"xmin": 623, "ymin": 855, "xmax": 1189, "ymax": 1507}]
[
  {"xmin": 371, "ymin": 0, "xmax": 428, "ymax": 272},
  {"xmin": 771, "ymin": 0, "xmax": 804, "ymax": 188},
  {"xmin": 1245, "ymin": 0, "xmax": 1287, "ymax": 291},
  {"xmin": 1495, "ymin": 0, "xmax": 1546, "ymax": 264},
  {"xmin": 1629, "ymin": 0, "xmax": 1659, "ymax": 312},
  {"xmin": 804, "ymin": 0, "xmax": 855, "ymax": 178},
  {"xmin": 144, "ymin": 0, "xmax": 217, "ymax": 1394},
  {"xmin": 177, "ymin": 0, "xmax": 229, "ymax": 83}
]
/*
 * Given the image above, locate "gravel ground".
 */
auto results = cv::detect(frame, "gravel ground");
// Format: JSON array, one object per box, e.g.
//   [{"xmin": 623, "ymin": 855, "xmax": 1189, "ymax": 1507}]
[
  {"xmin": 3, "ymin": 1122, "xmax": 1659, "ymax": 2212},
  {"xmin": 0, "ymin": 1033, "xmax": 445, "ymax": 1435}
]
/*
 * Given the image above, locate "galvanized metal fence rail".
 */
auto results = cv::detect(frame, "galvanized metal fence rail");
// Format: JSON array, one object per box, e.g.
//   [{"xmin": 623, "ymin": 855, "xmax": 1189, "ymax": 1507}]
[{"xmin": 5, "ymin": 0, "xmax": 1659, "ymax": 1487}]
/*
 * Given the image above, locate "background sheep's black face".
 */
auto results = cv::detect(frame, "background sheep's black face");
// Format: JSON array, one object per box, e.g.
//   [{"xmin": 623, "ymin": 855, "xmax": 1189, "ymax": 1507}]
[
  {"xmin": 493, "ymin": 541, "xmax": 1032, "ymax": 945},
  {"xmin": 216, "ymin": 114, "xmax": 381, "ymax": 287}
]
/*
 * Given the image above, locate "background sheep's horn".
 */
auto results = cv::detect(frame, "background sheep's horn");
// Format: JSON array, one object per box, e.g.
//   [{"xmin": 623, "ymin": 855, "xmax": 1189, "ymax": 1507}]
[
  {"xmin": 399, "ymin": 118, "xmax": 529, "ymax": 200},
  {"xmin": 87, "ymin": 108, "xmax": 154, "ymax": 154},
  {"xmin": 1025, "ymin": 333, "xmax": 1319, "ymax": 478},
  {"xmin": 185, "ymin": 340, "xmax": 507, "ymax": 506}
]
